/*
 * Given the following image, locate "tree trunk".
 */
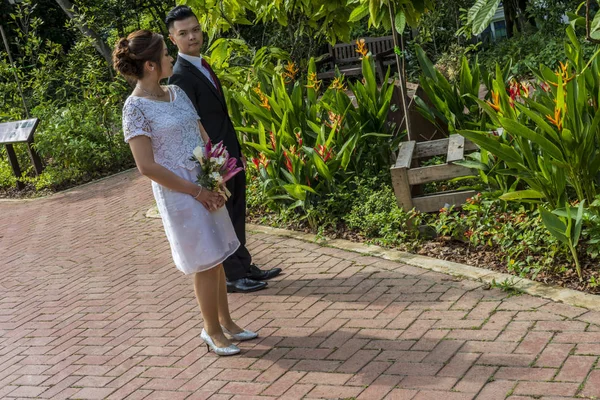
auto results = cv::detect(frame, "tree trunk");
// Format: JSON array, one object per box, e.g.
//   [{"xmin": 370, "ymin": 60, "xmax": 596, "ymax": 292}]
[{"xmin": 53, "ymin": 0, "xmax": 113, "ymax": 69}]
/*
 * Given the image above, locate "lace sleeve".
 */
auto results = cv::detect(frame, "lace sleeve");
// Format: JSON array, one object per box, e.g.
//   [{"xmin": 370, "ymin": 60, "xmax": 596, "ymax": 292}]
[
  {"xmin": 172, "ymin": 85, "xmax": 200, "ymax": 121},
  {"xmin": 122, "ymin": 100, "xmax": 152, "ymax": 143}
]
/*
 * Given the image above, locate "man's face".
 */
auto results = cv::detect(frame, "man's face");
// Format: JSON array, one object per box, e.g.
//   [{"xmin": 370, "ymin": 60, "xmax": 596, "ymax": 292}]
[{"xmin": 169, "ymin": 16, "xmax": 203, "ymax": 57}]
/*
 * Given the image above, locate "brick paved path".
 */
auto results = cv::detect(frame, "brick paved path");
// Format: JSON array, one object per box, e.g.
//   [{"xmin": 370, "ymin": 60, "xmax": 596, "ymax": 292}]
[{"xmin": 2, "ymin": 170, "xmax": 600, "ymax": 399}]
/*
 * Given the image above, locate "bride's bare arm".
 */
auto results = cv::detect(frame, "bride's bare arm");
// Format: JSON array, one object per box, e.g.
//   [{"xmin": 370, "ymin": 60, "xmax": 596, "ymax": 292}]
[
  {"xmin": 128, "ymin": 135, "xmax": 223, "ymax": 210},
  {"xmin": 198, "ymin": 121, "xmax": 211, "ymax": 144}
]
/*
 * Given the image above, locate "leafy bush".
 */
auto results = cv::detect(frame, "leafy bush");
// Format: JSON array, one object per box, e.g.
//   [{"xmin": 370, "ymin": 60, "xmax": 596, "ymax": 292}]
[
  {"xmin": 0, "ymin": 2, "xmax": 133, "ymax": 193},
  {"xmin": 231, "ymin": 52, "xmax": 401, "ymax": 218},
  {"xmin": 477, "ymin": 30, "xmax": 596, "ymax": 78}
]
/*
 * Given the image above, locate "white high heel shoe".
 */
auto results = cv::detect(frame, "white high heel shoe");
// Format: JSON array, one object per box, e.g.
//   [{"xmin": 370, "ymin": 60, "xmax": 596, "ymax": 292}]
[
  {"xmin": 221, "ymin": 326, "xmax": 259, "ymax": 341},
  {"xmin": 200, "ymin": 329, "xmax": 240, "ymax": 356}
]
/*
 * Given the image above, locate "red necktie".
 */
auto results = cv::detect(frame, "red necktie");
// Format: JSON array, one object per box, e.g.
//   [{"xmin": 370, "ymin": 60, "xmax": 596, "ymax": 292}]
[{"xmin": 201, "ymin": 59, "xmax": 221, "ymax": 95}]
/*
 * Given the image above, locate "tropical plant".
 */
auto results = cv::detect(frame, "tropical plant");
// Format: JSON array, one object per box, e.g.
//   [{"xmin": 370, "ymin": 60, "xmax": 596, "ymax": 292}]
[
  {"xmin": 231, "ymin": 52, "xmax": 399, "ymax": 217},
  {"xmin": 413, "ymin": 43, "xmax": 509, "ymax": 133},
  {"xmin": 457, "ymin": 26, "xmax": 600, "ymax": 277},
  {"xmin": 460, "ymin": 27, "xmax": 600, "ymax": 207}
]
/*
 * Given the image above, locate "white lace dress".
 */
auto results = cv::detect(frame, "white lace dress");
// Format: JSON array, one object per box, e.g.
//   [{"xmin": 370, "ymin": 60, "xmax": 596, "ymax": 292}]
[{"xmin": 122, "ymin": 85, "xmax": 240, "ymax": 275}]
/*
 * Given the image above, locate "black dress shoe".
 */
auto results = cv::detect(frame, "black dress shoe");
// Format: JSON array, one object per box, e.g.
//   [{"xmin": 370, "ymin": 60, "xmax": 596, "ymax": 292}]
[
  {"xmin": 226, "ymin": 277, "xmax": 267, "ymax": 293},
  {"xmin": 248, "ymin": 264, "xmax": 282, "ymax": 281}
]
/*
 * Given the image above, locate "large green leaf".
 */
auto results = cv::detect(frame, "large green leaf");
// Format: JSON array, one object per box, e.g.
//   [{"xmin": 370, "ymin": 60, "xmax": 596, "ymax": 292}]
[
  {"xmin": 499, "ymin": 190, "xmax": 545, "ymax": 201},
  {"xmin": 499, "ymin": 118, "xmax": 565, "ymax": 162},
  {"xmin": 348, "ymin": 3, "xmax": 369, "ymax": 22},
  {"xmin": 305, "ymin": 147, "xmax": 333, "ymax": 181},
  {"xmin": 459, "ymin": 130, "xmax": 522, "ymax": 164},
  {"xmin": 395, "ymin": 10, "xmax": 406, "ymax": 34},
  {"xmin": 415, "ymin": 44, "xmax": 437, "ymax": 82},
  {"xmin": 514, "ymin": 103, "xmax": 561, "ymax": 144},
  {"xmin": 540, "ymin": 206, "xmax": 570, "ymax": 244},
  {"xmin": 591, "ymin": 10, "xmax": 600, "ymax": 40},
  {"xmin": 573, "ymin": 200, "xmax": 585, "ymax": 244},
  {"xmin": 282, "ymin": 184, "xmax": 316, "ymax": 201},
  {"xmin": 470, "ymin": 0, "xmax": 501, "ymax": 35}
]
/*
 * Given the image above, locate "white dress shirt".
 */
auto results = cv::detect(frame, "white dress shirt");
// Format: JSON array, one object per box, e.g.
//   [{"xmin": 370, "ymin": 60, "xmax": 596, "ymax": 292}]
[{"xmin": 178, "ymin": 52, "xmax": 217, "ymax": 89}]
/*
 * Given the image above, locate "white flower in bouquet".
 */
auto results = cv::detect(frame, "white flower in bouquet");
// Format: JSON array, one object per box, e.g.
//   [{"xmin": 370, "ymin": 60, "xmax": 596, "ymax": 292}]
[
  {"xmin": 212, "ymin": 155, "xmax": 227, "ymax": 167},
  {"xmin": 210, "ymin": 171, "xmax": 223, "ymax": 183},
  {"xmin": 193, "ymin": 146, "xmax": 205, "ymax": 165}
]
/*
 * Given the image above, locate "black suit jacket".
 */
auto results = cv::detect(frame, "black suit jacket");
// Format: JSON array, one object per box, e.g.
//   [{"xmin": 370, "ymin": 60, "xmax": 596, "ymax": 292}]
[{"xmin": 168, "ymin": 57, "xmax": 242, "ymax": 160}]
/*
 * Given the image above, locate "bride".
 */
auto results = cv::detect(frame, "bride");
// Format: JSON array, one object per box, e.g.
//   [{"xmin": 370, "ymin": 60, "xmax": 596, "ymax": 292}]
[{"xmin": 113, "ymin": 29, "xmax": 257, "ymax": 356}]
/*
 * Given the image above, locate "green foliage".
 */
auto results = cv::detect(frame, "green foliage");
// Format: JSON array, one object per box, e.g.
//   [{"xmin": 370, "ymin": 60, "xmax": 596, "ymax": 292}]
[
  {"xmin": 461, "ymin": 27, "xmax": 600, "ymax": 208},
  {"xmin": 0, "ymin": 1, "xmax": 133, "ymax": 192},
  {"xmin": 183, "ymin": 0, "xmax": 432, "ymax": 45},
  {"xmin": 477, "ymin": 31, "xmax": 596, "ymax": 78},
  {"xmin": 540, "ymin": 201, "xmax": 585, "ymax": 279},
  {"xmin": 414, "ymin": 44, "xmax": 492, "ymax": 133},
  {"xmin": 344, "ymin": 180, "xmax": 420, "ymax": 246},
  {"xmin": 231, "ymin": 54, "xmax": 400, "ymax": 219}
]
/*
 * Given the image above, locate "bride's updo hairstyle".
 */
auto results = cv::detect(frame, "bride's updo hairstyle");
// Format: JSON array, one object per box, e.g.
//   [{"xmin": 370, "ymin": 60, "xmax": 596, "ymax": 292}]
[{"xmin": 113, "ymin": 30, "xmax": 164, "ymax": 80}]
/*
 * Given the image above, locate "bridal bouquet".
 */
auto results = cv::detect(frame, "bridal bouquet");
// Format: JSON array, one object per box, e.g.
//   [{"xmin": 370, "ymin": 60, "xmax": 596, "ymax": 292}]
[{"xmin": 191, "ymin": 140, "xmax": 243, "ymax": 199}]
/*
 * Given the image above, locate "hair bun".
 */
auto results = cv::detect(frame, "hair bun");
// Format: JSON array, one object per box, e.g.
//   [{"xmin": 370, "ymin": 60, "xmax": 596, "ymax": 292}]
[
  {"xmin": 118, "ymin": 38, "xmax": 129, "ymax": 50},
  {"xmin": 112, "ymin": 30, "xmax": 164, "ymax": 81}
]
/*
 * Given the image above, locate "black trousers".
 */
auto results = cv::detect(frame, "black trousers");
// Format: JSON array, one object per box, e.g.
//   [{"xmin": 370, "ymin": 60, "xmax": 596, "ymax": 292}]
[{"xmin": 223, "ymin": 166, "xmax": 252, "ymax": 280}]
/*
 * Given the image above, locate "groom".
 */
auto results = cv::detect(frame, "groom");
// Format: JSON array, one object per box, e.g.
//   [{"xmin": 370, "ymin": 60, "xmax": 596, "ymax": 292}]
[{"xmin": 166, "ymin": 6, "xmax": 281, "ymax": 293}]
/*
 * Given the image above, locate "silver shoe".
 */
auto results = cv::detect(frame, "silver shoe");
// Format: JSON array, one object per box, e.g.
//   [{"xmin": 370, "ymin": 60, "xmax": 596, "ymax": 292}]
[
  {"xmin": 200, "ymin": 329, "xmax": 240, "ymax": 356},
  {"xmin": 222, "ymin": 326, "xmax": 259, "ymax": 341}
]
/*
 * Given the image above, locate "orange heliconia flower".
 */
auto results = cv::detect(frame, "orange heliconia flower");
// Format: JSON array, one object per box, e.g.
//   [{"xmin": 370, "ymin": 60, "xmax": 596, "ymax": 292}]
[
  {"xmin": 254, "ymin": 83, "xmax": 271, "ymax": 110},
  {"xmin": 356, "ymin": 38, "xmax": 368, "ymax": 57},
  {"xmin": 546, "ymin": 106, "xmax": 563, "ymax": 131},
  {"xmin": 486, "ymin": 90, "xmax": 501, "ymax": 112},
  {"xmin": 325, "ymin": 111, "xmax": 343, "ymax": 132},
  {"xmin": 306, "ymin": 72, "xmax": 322, "ymax": 91},
  {"xmin": 330, "ymin": 76, "xmax": 346, "ymax": 91},
  {"xmin": 283, "ymin": 61, "xmax": 299, "ymax": 83}
]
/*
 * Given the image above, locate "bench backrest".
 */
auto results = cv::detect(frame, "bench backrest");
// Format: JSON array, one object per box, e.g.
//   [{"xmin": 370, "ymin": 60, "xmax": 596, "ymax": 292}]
[{"xmin": 330, "ymin": 36, "xmax": 395, "ymax": 63}]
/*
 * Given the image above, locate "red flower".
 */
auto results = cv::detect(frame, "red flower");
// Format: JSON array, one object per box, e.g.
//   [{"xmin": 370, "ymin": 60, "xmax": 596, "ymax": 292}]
[
  {"xmin": 315, "ymin": 144, "xmax": 333, "ymax": 162},
  {"xmin": 295, "ymin": 131, "xmax": 303, "ymax": 147},
  {"xmin": 283, "ymin": 151, "xmax": 293, "ymax": 173},
  {"xmin": 252, "ymin": 154, "xmax": 269, "ymax": 169},
  {"xmin": 464, "ymin": 230, "xmax": 474, "ymax": 238},
  {"xmin": 269, "ymin": 131, "xmax": 276, "ymax": 150}
]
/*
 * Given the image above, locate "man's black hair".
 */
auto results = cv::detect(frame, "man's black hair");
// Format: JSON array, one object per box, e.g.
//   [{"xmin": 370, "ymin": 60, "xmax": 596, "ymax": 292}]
[{"xmin": 165, "ymin": 6, "xmax": 198, "ymax": 30}]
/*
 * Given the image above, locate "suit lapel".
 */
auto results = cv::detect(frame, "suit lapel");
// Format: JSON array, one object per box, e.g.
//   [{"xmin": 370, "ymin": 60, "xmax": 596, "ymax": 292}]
[{"xmin": 177, "ymin": 57, "xmax": 225, "ymax": 107}]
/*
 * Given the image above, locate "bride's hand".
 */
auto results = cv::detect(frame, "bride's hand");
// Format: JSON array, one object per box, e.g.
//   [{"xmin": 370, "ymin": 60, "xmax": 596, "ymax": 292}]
[{"xmin": 193, "ymin": 187, "xmax": 224, "ymax": 211}]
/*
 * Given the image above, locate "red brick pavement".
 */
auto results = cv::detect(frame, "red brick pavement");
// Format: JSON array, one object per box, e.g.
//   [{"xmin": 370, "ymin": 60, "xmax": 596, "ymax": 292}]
[{"xmin": 1, "ymin": 170, "xmax": 600, "ymax": 399}]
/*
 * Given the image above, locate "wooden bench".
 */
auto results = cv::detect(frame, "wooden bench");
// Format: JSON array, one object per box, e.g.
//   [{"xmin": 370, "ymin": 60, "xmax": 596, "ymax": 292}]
[
  {"xmin": 390, "ymin": 134, "xmax": 479, "ymax": 212},
  {"xmin": 317, "ymin": 36, "xmax": 397, "ymax": 83}
]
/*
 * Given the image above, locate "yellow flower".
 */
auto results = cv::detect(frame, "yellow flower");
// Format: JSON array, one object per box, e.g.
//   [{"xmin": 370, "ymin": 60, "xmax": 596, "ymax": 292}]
[
  {"xmin": 330, "ymin": 76, "xmax": 346, "ymax": 91},
  {"xmin": 283, "ymin": 61, "xmax": 299, "ymax": 83},
  {"xmin": 550, "ymin": 61, "xmax": 575, "ymax": 87},
  {"xmin": 253, "ymin": 83, "xmax": 271, "ymax": 110},
  {"xmin": 306, "ymin": 72, "xmax": 322, "ymax": 91},
  {"xmin": 486, "ymin": 90, "xmax": 501, "ymax": 112},
  {"xmin": 356, "ymin": 38, "xmax": 368, "ymax": 58},
  {"xmin": 546, "ymin": 106, "xmax": 563, "ymax": 131}
]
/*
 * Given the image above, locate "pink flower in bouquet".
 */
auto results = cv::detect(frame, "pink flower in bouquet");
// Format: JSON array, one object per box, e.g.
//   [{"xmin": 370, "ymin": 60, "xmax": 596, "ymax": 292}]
[{"xmin": 191, "ymin": 139, "xmax": 244, "ymax": 199}]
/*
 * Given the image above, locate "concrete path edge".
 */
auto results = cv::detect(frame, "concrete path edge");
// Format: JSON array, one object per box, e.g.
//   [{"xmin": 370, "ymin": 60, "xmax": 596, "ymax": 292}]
[{"xmin": 244, "ymin": 224, "xmax": 600, "ymax": 312}]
